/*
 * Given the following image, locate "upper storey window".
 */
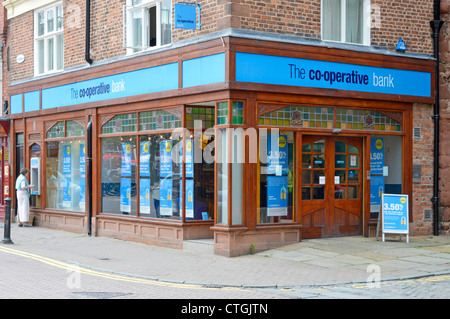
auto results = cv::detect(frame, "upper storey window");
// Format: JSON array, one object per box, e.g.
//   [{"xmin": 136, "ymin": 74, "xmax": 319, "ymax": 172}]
[
  {"xmin": 34, "ymin": 2, "xmax": 64, "ymax": 76},
  {"xmin": 322, "ymin": 0, "xmax": 370, "ymax": 45},
  {"xmin": 125, "ymin": 0, "xmax": 172, "ymax": 54}
]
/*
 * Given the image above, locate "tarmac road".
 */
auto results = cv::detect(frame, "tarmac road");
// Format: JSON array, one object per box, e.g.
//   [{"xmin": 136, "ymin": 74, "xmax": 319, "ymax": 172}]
[{"xmin": 1, "ymin": 223, "xmax": 449, "ymax": 303}]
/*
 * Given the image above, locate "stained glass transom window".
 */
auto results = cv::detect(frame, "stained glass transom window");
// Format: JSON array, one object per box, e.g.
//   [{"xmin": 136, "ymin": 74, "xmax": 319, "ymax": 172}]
[
  {"xmin": 232, "ymin": 101, "xmax": 244, "ymax": 125},
  {"xmin": 217, "ymin": 102, "xmax": 228, "ymax": 125},
  {"xmin": 102, "ymin": 113, "xmax": 138, "ymax": 134},
  {"xmin": 335, "ymin": 108, "xmax": 401, "ymax": 132},
  {"xmin": 259, "ymin": 105, "xmax": 334, "ymax": 129},
  {"xmin": 186, "ymin": 107, "xmax": 215, "ymax": 129},
  {"xmin": 139, "ymin": 110, "xmax": 181, "ymax": 131},
  {"xmin": 46, "ymin": 122, "xmax": 65, "ymax": 139},
  {"xmin": 258, "ymin": 105, "xmax": 402, "ymax": 132},
  {"xmin": 66, "ymin": 120, "xmax": 85, "ymax": 137}
]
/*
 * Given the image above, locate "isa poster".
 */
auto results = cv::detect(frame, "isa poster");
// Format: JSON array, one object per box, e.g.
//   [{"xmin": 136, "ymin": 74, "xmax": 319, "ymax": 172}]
[
  {"xmin": 121, "ymin": 143, "xmax": 132, "ymax": 177},
  {"xmin": 63, "ymin": 177, "xmax": 71, "ymax": 208},
  {"xmin": 139, "ymin": 178, "xmax": 151, "ymax": 214},
  {"xmin": 63, "ymin": 145, "xmax": 71, "ymax": 175},
  {"xmin": 370, "ymin": 138, "xmax": 384, "ymax": 174},
  {"xmin": 120, "ymin": 178, "xmax": 131, "ymax": 213},
  {"xmin": 370, "ymin": 137, "xmax": 385, "ymax": 211},
  {"xmin": 180, "ymin": 139, "xmax": 194, "ymax": 178},
  {"xmin": 185, "ymin": 179, "xmax": 194, "ymax": 218},
  {"xmin": 140, "ymin": 141, "xmax": 150, "ymax": 177},
  {"xmin": 267, "ymin": 176, "xmax": 288, "ymax": 216},
  {"xmin": 160, "ymin": 140, "xmax": 172, "ymax": 177},
  {"xmin": 267, "ymin": 134, "xmax": 288, "ymax": 175},
  {"xmin": 79, "ymin": 144, "xmax": 86, "ymax": 209},
  {"xmin": 160, "ymin": 178, "xmax": 173, "ymax": 215}
]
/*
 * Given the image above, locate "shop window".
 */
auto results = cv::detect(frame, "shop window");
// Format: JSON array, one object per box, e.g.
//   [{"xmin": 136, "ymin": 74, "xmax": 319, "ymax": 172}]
[
  {"xmin": 124, "ymin": 0, "xmax": 172, "ymax": 54},
  {"xmin": 258, "ymin": 130, "xmax": 295, "ymax": 224},
  {"xmin": 137, "ymin": 134, "xmax": 181, "ymax": 219},
  {"xmin": 335, "ymin": 109, "xmax": 402, "ymax": 132},
  {"xmin": 370, "ymin": 136, "xmax": 403, "ymax": 219},
  {"xmin": 100, "ymin": 108, "xmax": 214, "ymax": 220},
  {"xmin": 34, "ymin": 1, "xmax": 64, "ymax": 75},
  {"xmin": 46, "ymin": 139, "xmax": 86, "ymax": 212},
  {"xmin": 322, "ymin": 0, "xmax": 370, "ymax": 45},
  {"xmin": 216, "ymin": 128, "xmax": 244, "ymax": 225},
  {"xmin": 101, "ymin": 136, "xmax": 138, "ymax": 215},
  {"xmin": 45, "ymin": 120, "xmax": 86, "ymax": 212}
]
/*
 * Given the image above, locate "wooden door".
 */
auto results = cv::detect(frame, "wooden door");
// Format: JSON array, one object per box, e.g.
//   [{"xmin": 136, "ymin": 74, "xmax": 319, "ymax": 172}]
[{"xmin": 300, "ymin": 136, "xmax": 363, "ymax": 238}]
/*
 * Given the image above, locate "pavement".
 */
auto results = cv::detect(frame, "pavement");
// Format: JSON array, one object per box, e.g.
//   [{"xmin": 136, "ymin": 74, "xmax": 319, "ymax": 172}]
[{"xmin": 1, "ymin": 222, "xmax": 449, "ymax": 289}]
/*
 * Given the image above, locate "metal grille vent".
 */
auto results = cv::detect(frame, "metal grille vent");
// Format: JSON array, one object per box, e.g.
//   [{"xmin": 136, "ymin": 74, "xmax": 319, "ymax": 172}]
[{"xmin": 424, "ymin": 209, "xmax": 432, "ymax": 221}]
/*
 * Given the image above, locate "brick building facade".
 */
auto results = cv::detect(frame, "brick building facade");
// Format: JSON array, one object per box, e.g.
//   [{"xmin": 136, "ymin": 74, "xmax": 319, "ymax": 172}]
[{"xmin": 1, "ymin": 0, "xmax": 447, "ymax": 256}]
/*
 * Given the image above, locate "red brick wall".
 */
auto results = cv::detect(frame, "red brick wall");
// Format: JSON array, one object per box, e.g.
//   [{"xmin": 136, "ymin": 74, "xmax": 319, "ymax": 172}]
[
  {"xmin": 412, "ymin": 103, "xmax": 435, "ymax": 235},
  {"xmin": 5, "ymin": 0, "xmax": 436, "ymax": 83},
  {"xmin": 438, "ymin": 1, "xmax": 450, "ymax": 236}
]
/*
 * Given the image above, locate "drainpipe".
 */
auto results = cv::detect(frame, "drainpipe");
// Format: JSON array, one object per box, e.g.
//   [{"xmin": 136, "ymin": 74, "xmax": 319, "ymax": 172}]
[
  {"xmin": 86, "ymin": 120, "xmax": 92, "ymax": 236},
  {"xmin": 85, "ymin": 0, "xmax": 93, "ymax": 64},
  {"xmin": 430, "ymin": 0, "xmax": 443, "ymax": 236}
]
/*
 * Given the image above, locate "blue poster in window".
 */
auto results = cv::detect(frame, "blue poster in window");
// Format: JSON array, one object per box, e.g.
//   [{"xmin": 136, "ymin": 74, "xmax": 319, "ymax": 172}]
[
  {"xmin": 185, "ymin": 179, "xmax": 194, "ymax": 218},
  {"xmin": 140, "ymin": 141, "xmax": 150, "ymax": 177},
  {"xmin": 120, "ymin": 178, "xmax": 131, "ymax": 213},
  {"xmin": 160, "ymin": 140, "xmax": 172, "ymax": 177},
  {"xmin": 267, "ymin": 134, "xmax": 288, "ymax": 175},
  {"xmin": 267, "ymin": 176, "xmax": 288, "ymax": 216},
  {"xmin": 63, "ymin": 145, "xmax": 71, "ymax": 175},
  {"xmin": 80, "ymin": 144, "xmax": 86, "ymax": 176},
  {"xmin": 63, "ymin": 177, "xmax": 71, "ymax": 208},
  {"xmin": 79, "ymin": 144, "xmax": 86, "ymax": 210},
  {"xmin": 160, "ymin": 178, "xmax": 173, "ymax": 216},
  {"xmin": 180, "ymin": 139, "xmax": 194, "ymax": 178},
  {"xmin": 370, "ymin": 175, "xmax": 384, "ymax": 209},
  {"xmin": 370, "ymin": 138, "xmax": 384, "ymax": 175},
  {"xmin": 139, "ymin": 178, "xmax": 151, "ymax": 214},
  {"xmin": 79, "ymin": 177, "xmax": 86, "ymax": 210},
  {"xmin": 121, "ymin": 143, "xmax": 132, "ymax": 177},
  {"xmin": 382, "ymin": 194, "xmax": 409, "ymax": 235}
]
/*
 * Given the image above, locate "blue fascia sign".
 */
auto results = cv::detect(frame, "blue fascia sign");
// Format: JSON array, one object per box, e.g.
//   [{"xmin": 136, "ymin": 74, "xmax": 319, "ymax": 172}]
[{"xmin": 236, "ymin": 52, "xmax": 431, "ymax": 98}]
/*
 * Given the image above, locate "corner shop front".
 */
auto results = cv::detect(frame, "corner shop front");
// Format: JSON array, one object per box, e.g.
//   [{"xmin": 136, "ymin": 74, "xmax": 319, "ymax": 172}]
[{"xmin": 7, "ymin": 36, "xmax": 435, "ymax": 256}]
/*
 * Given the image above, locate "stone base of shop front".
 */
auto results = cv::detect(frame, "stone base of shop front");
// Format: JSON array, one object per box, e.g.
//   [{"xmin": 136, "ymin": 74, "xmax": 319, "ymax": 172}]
[
  {"xmin": 213, "ymin": 227, "xmax": 301, "ymax": 257},
  {"xmin": 33, "ymin": 210, "xmax": 86, "ymax": 234},
  {"xmin": 94, "ymin": 217, "xmax": 214, "ymax": 249}
]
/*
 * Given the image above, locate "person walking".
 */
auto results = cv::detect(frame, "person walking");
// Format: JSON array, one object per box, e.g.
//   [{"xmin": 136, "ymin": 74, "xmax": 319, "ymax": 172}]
[{"xmin": 15, "ymin": 168, "xmax": 34, "ymax": 227}]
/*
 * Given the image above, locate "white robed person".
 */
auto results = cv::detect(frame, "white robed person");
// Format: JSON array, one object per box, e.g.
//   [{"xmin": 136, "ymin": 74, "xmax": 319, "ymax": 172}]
[{"xmin": 15, "ymin": 168, "xmax": 34, "ymax": 227}]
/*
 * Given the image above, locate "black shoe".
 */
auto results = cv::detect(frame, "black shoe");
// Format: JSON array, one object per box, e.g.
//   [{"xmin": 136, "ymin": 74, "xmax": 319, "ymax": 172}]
[{"xmin": 18, "ymin": 224, "xmax": 23, "ymax": 227}]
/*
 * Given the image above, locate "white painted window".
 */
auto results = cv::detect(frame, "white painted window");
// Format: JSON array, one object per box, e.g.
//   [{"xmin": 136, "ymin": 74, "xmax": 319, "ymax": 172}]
[
  {"xmin": 124, "ymin": 0, "xmax": 172, "ymax": 54},
  {"xmin": 34, "ymin": 2, "xmax": 64, "ymax": 76},
  {"xmin": 321, "ymin": 0, "xmax": 370, "ymax": 45}
]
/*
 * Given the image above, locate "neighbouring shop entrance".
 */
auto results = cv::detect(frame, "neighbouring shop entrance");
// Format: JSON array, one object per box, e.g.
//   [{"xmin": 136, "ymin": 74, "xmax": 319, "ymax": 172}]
[{"xmin": 301, "ymin": 136, "xmax": 363, "ymax": 238}]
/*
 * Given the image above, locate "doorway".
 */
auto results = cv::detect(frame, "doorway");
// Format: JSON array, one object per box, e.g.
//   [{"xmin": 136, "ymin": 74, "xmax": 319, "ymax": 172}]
[{"xmin": 300, "ymin": 136, "xmax": 363, "ymax": 238}]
